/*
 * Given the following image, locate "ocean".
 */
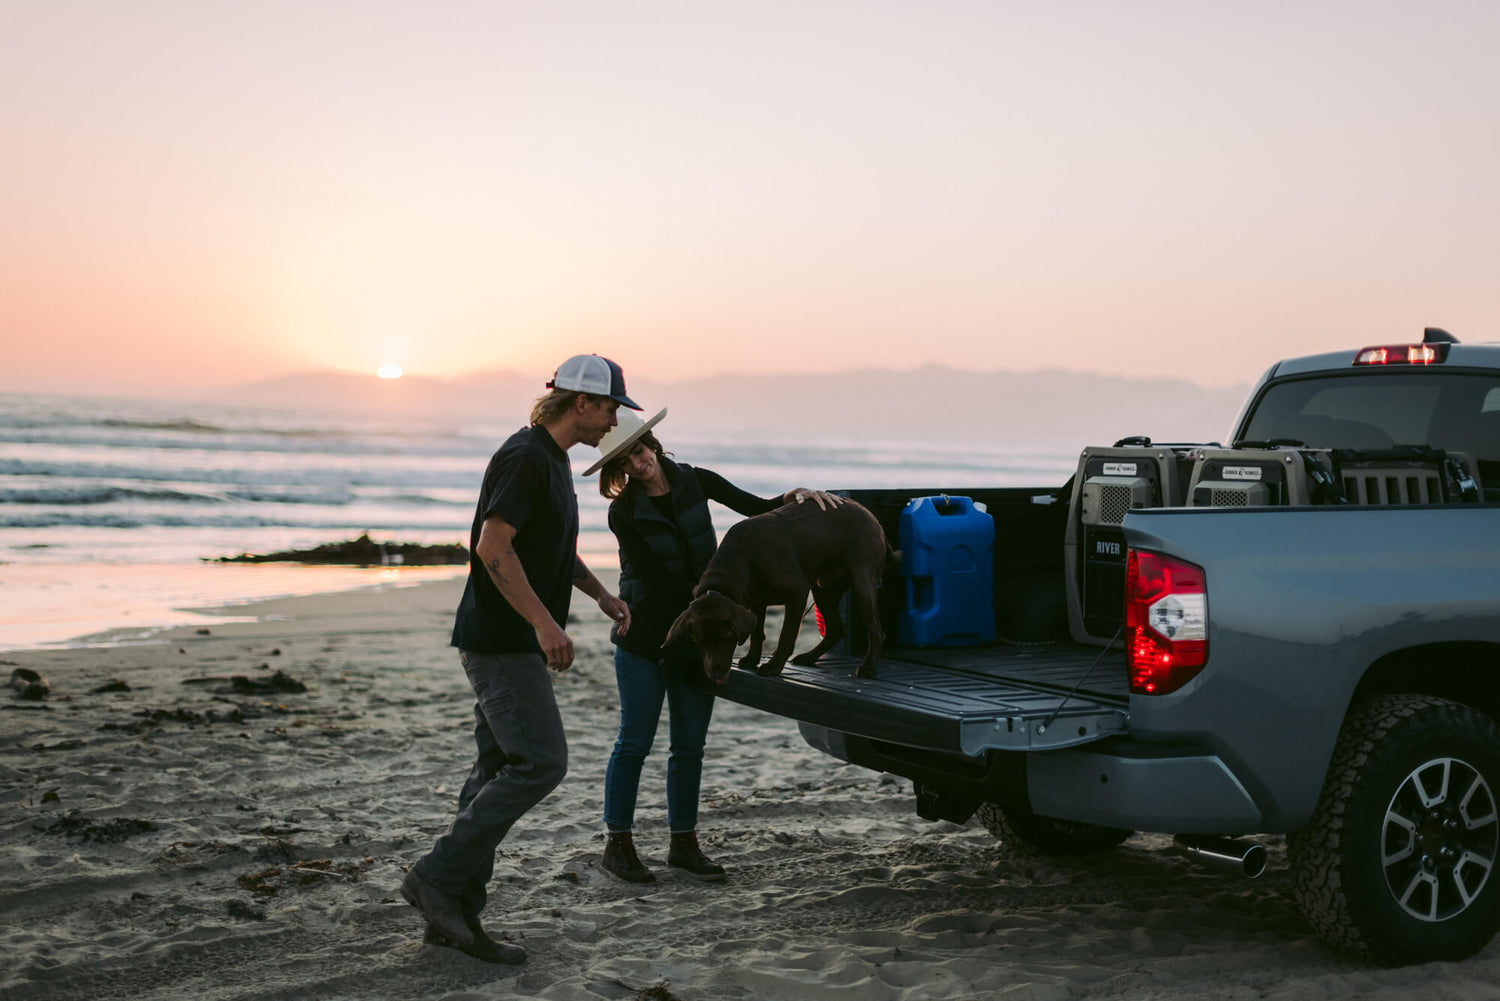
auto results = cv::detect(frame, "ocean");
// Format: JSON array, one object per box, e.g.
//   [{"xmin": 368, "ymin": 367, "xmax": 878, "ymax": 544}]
[{"xmin": 0, "ymin": 392, "xmax": 1076, "ymax": 650}]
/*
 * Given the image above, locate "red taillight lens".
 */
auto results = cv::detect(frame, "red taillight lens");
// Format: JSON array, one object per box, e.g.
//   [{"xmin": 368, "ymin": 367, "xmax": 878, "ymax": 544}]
[
  {"xmin": 1126, "ymin": 550, "xmax": 1208, "ymax": 695},
  {"xmin": 1353, "ymin": 343, "xmax": 1448, "ymax": 365}
]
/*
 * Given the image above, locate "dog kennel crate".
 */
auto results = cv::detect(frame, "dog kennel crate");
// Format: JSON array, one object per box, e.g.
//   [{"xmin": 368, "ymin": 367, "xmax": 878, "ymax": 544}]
[
  {"xmin": 1332, "ymin": 449, "xmax": 1482, "ymax": 505},
  {"xmin": 1185, "ymin": 446, "xmax": 1483, "ymax": 508},
  {"xmin": 1064, "ymin": 442, "xmax": 1201, "ymax": 648},
  {"xmin": 1184, "ymin": 446, "xmax": 1337, "ymax": 508}
]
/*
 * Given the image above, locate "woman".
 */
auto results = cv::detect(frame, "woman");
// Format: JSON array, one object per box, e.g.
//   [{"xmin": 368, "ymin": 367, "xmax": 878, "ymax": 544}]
[{"xmin": 586, "ymin": 407, "xmax": 840, "ymax": 884}]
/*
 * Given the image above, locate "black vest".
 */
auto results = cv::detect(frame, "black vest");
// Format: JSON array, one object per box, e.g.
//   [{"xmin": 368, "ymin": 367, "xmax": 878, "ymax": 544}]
[{"xmin": 614, "ymin": 459, "xmax": 718, "ymax": 658}]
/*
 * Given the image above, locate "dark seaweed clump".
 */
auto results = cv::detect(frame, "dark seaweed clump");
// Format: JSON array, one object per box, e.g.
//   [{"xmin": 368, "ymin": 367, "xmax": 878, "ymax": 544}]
[
  {"xmin": 49, "ymin": 816, "xmax": 157, "ymax": 843},
  {"xmin": 208, "ymin": 533, "xmax": 466, "ymax": 565}
]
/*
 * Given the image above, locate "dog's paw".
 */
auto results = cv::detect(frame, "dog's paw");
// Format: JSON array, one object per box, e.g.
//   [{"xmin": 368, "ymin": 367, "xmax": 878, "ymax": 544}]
[
  {"xmin": 756, "ymin": 660, "xmax": 786, "ymax": 677},
  {"xmin": 789, "ymin": 652, "xmax": 820, "ymax": 667},
  {"xmin": 854, "ymin": 663, "xmax": 878, "ymax": 679},
  {"xmin": 736, "ymin": 655, "xmax": 759, "ymax": 671}
]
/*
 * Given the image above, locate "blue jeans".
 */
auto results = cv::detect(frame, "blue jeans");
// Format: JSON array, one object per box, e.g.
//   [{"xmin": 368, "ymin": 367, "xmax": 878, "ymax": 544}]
[
  {"xmin": 414, "ymin": 650, "xmax": 568, "ymax": 914},
  {"xmin": 604, "ymin": 646, "xmax": 716, "ymax": 834}
]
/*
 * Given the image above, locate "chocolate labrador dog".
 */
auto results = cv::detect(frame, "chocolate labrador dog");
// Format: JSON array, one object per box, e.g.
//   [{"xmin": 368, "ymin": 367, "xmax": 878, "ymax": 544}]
[{"xmin": 662, "ymin": 498, "xmax": 895, "ymax": 682}]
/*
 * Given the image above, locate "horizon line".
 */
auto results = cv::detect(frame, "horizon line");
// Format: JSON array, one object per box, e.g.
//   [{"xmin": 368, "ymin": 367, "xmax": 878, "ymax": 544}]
[{"xmin": 0, "ymin": 362, "xmax": 1251, "ymax": 400}]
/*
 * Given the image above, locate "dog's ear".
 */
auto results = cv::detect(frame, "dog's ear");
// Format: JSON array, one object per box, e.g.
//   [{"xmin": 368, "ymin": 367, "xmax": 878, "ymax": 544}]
[
  {"xmin": 729, "ymin": 603, "xmax": 757, "ymax": 644},
  {"xmin": 662, "ymin": 604, "xmax": 697, "ymax": 649}
]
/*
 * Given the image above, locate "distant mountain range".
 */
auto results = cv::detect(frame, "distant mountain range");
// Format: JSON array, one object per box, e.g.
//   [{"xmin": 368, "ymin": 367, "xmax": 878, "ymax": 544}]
[{"xmin": 217, "ymin": 366, "xmax": 1251, "ymax": 447}]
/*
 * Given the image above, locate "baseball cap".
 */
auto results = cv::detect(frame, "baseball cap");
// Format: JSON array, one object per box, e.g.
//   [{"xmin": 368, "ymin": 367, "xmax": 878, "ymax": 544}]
[{"xmin": 546, "ymin": 354, "xmax": 642, "ymax": 410}]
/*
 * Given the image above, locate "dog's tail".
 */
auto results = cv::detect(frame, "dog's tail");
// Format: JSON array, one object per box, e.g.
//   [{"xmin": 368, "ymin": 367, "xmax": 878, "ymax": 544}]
[{"xmin": 877, "ymin": 543, "xmax": 902, "ymax": 588}]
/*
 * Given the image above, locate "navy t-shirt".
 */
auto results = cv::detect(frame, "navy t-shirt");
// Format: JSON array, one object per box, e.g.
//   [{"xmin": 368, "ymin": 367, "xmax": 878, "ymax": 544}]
[{"xmin": 451, "ymin": 424, "xmax": 578, "ymax": 654}]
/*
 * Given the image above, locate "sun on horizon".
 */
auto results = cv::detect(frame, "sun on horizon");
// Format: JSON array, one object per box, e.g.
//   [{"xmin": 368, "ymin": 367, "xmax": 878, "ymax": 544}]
[{"xmin": 376, "ymin": 364, "xmax": 403, "ymax": 380}]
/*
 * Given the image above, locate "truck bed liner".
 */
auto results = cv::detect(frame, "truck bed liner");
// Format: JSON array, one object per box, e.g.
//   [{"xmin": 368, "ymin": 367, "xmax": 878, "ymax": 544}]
[
  {"xmin": 894, "ymin": 644, "xmax": 1130, "ymax": 700},
  {"xmin": 693, "ymin": 644, "xmax": 1129, "ymax": 756}
]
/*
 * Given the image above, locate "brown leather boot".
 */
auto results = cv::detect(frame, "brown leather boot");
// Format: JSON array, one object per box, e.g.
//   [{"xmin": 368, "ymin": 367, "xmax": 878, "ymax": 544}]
[
  {"xmin": 400, "ymin": 868, "xmax": 474, "ymax": 945},
  {"xmin": 424, "ymin": 920, "xmax": 527, "ymax": 964},
  {"xmin": 599, "ymin": 831, "xmax": 656, "ymax": 884},
  {"xmin": 667, "ymin": 831, "xmax": 726, "ymax": 882}
]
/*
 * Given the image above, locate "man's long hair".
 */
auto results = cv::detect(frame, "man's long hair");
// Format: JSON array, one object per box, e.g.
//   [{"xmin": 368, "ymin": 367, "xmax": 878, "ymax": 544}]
[{"xmin": 530, "ymin": 388, "xmax": 607, "ymax": 426}]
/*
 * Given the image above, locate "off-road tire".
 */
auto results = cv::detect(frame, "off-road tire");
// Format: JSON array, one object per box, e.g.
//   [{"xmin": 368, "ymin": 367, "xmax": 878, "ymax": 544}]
[
  {"xmin": 1288, "ymin": 694, "xmax": 1500, "ymax": 963},
  {"xmin": 977, "ymin": 801, "xmax": 1131, "ymax": 856}
]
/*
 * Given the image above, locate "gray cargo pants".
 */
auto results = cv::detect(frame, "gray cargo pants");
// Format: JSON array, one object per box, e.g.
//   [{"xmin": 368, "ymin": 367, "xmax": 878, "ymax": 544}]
[{"xmin": 413, "ymin": 649, "xmax": 568, "ymax": 917}]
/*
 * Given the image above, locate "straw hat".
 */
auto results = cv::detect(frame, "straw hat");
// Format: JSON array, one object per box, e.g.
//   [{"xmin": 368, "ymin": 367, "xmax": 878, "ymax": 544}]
[{"xmin": 583, "ymin": 407, "xmax": 668, "ymax": 476}]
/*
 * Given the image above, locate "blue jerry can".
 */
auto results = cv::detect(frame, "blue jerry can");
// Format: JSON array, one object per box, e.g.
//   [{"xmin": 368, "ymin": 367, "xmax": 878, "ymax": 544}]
[{"xmin": 898, "ymin": 495, "xmax": 995, "ymax": 647}]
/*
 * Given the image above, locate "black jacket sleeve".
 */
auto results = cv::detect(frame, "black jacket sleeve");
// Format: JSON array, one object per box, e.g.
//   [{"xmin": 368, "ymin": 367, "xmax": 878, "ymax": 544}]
[{"xmin": 693, "ymin": 467, "xmax": 782, "ymax": 518}]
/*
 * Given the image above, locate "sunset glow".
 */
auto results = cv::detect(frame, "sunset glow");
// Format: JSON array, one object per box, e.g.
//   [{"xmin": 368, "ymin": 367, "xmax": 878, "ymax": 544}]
[
  {"xmin": 2, "ymin": 3, "xmax": 1496, "ymax": 399},
  {"xmin": 377, "ymin": 364, "xmax": 404, "ymax": 380}
]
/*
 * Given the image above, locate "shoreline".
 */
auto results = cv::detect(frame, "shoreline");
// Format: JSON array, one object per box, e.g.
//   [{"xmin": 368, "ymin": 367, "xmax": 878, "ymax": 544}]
[
  {"xmin": 0, "ymin": 562, "xmax": 472, "ymax": 653},
  {"xmin": 0, "ymin": 542, "xmax": 624, "ymax": 654},
  {"xmin": 3, "ymin": 579, "xmax": 1498, "ymax": 998}
]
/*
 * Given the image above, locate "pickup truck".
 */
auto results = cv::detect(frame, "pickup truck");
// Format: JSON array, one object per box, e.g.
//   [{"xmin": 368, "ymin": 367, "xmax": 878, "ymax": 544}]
[{"xmin": 697, "ymin": 331, "xmax": 1500, "ymax": 964}]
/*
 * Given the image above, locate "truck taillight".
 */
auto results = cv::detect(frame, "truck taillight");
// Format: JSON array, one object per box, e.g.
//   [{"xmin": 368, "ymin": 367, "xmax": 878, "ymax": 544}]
[
  {"xmin": 1353, "ymin": 343, "xmax": 1449, "ymax": 365},
  {"xmin": 1126, "ymin": 550, "xmax": 1208, "ymax": 695}
]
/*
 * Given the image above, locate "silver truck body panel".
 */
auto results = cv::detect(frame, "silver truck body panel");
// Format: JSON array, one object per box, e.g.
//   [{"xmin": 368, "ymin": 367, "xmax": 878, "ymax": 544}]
[{"xmin": 1118, "ymin": 503, "xmax": 1500, "ymax": 830}]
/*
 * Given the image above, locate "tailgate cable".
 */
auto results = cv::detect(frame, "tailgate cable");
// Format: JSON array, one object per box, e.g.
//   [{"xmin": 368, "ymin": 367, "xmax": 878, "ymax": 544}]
[{"xmin": 1043, "ymin": 625, "xmax": 1123, "ymax": 730}]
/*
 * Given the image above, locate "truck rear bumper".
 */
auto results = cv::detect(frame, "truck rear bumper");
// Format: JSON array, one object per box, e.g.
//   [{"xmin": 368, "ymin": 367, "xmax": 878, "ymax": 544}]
[
  {"xmin": 1026, "ymin": 743, "xmax": 1263, "ymax": 833},
  {"xmin": 801, "ymin": 724, "xmax": 1265, "ymax": 834}
]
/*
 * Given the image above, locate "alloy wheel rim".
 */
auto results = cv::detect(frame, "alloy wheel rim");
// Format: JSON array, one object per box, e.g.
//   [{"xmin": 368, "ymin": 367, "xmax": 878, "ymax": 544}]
[{"xmin": 1382, "ymin": 756, "xmax": 1499, "ymax": 922}]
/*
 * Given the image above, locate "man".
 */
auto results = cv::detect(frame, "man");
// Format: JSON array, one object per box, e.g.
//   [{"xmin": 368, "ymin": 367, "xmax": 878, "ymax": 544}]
[{"xmin": 400, "ymin": 354, "xmax": 636, "ymax": 964}]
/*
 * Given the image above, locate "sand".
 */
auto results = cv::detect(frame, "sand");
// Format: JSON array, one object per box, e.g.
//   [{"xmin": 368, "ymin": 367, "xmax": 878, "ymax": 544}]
[{"xmin": 3, "ymin": 575, "xmax": 1498, "ymax": 1001}]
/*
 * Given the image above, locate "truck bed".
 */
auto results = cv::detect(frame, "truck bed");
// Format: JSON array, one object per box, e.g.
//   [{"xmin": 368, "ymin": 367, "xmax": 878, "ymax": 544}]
[{"xmin": 692, "ymin": 643, "xmax": 1129, "ymax": 756}]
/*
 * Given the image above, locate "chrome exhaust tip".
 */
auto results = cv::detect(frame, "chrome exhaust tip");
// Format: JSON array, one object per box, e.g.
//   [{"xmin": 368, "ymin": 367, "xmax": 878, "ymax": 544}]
[{"xmin": 1173, "ymin": 835, "xmax": 1267, "ymax": 879}]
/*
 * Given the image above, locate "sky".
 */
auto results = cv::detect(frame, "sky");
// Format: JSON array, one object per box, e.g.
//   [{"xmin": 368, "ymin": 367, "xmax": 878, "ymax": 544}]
[{"xmin": 3, "ymin": 1, "xmax": 1498, "ymax": 397}]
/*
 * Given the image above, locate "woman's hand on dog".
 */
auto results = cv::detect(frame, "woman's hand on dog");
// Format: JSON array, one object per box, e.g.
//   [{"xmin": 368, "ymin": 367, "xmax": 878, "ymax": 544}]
[{"xmin": 783, "ymin": 487, "xmax": 845, "ymax": 511}]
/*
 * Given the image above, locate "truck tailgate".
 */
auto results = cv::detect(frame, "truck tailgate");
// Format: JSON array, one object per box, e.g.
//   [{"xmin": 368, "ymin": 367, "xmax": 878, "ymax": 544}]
[{"xmin": 694, "ymin": 646, "xmax": 1129, "ymax": 756}]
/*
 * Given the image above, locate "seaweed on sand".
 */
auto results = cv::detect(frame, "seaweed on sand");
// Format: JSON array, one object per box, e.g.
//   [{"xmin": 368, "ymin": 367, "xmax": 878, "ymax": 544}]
[{"xmin": 208, "ymin": 533, "xmax": 466, "ymax": 566}]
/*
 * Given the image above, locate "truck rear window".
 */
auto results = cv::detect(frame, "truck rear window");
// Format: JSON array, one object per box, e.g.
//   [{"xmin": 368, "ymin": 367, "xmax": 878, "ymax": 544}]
[{"xmin": 1239, "ymin": 372, "xmax": 1500, "ymax": 499}]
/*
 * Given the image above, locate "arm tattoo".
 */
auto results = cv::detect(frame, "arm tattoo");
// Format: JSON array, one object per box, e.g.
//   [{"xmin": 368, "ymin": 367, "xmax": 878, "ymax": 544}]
[
  {"xmin": 486, "ymin": 546, "xmax": 517, "ymax": 589},
  {"xmin": 486, "ymin": 556, "xmax": 508, "ymax": 588}
]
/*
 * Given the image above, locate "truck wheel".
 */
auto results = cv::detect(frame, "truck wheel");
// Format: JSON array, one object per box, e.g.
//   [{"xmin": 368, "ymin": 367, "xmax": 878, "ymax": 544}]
[
  {"xmin": 977, "ymin": 801, "xmax": 1131, "ymax": 856},
  {"xmin": 1288, "ymin": 694, "xmax": 1500, "ymax": 963}
]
